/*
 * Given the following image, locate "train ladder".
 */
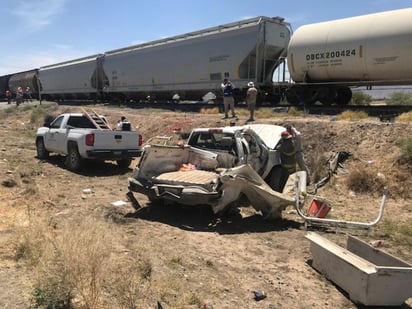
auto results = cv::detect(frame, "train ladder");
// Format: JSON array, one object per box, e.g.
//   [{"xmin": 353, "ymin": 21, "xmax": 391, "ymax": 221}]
[{"xmin": 81, "ymin": 108, "xmax": 112, "ymax": 130}]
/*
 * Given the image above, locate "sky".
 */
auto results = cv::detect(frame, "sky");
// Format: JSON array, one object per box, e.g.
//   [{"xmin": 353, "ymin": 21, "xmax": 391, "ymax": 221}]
[{"xmin": 1, "ymin": 0, "xmax": 411, "ymax": 76}]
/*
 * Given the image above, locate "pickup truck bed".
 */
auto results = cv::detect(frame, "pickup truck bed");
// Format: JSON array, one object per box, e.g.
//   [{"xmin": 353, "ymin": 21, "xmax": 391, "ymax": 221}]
[
  {"xmin": 128, "ymin": 143, "xmax": 307, "ymax": 218},
  {"xmin": 155, "ymin": 170, "xmax": 219, "ymax": 185}
]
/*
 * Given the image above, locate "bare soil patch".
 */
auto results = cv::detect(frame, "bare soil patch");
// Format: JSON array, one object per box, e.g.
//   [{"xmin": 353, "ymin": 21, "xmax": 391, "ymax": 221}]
[{"xmin": 0, "ymin": 101, "xmax": 411, "ymax": 308}]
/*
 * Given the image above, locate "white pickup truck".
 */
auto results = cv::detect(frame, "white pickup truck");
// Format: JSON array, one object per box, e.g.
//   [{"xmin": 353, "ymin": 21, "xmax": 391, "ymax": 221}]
[
  {"xmin": 35, "ymin": 112, "xmax": 142, "ymax": 171},
  {"xmin": 128, "ymin": 124, "xmax": 307, "ymax": 218}
]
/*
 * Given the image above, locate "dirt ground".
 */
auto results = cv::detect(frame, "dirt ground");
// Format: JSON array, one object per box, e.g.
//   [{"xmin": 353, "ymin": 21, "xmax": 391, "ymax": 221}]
[{"xmin": 0, "ymin": 101, "xmax": 411, "ymax": 308}]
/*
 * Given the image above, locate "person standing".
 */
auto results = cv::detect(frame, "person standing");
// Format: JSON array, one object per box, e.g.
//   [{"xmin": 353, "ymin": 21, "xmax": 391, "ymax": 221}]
[
  {"xmin": 277, "ymin": 130, "xmax": 297, "ymax": 192},
  {"xmin": 286, "ymin": 124, "xmax": 310, "ymax": 185},
  {"xmin": 5, "ymin": 89, "xmax": 12, "ymax": 104},
  {"xmin": 25, "ymin": 86, "xmax": 33, "ymax": 102},
  {"xmin": 221, "ymin": 78, "xmax": 237, "ymax": 120},
  {"xmin": 16, "ymin": 87, "xmax": 24, "ymax": 106},
  {"xmin": 245, "ymin": 81, "xmax": 257, "ymax": 122}
]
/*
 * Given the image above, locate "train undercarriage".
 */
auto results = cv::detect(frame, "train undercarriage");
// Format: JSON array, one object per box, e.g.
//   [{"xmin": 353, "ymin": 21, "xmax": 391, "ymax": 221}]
[{"xmin": 284, "ymin": 84, "xmax": 352, "ymax": 106}]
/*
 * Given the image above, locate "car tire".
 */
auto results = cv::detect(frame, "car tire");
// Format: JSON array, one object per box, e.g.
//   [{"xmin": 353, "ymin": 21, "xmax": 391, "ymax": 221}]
[
  {"xmin": 66, "ymin": 143, "xmax": 83, "ymax": 171},
  {"xmin": 36, "ymin": 137, "xmax": 49, "ymax": 159}
]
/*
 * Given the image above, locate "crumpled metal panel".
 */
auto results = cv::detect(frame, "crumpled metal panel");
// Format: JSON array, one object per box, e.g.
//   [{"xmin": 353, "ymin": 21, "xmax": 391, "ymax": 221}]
[{"xmin": 211, "ymin": 166, "xmax": 306, "ymax": 218}]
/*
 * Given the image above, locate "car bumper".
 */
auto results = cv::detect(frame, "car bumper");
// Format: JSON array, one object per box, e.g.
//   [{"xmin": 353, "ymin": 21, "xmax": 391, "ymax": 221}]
[
  {"xmin": 128, "ymin": 177, "xmax": 221, "ymax": 206},
  {"xmin": 86, "ymin": 149, "xmax": 142, "ymax": 160}
]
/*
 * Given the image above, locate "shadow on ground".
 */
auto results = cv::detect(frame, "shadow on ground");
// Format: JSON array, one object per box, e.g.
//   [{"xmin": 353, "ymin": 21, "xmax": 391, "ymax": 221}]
[
  {"xmin": 122, "ymin": 202, "xmax": 303, "ymax": 235},
  {"xmin": 36, "ymin": 155, "xmax": 132, "ymax": 177}
]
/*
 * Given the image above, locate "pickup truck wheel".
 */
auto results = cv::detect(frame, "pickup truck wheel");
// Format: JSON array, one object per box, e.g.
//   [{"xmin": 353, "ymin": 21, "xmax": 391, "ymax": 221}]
[
  {"xmin": 36, "ymin": 138, "xmax": 49, "ymax": 159},
  {"xmin": 66, "ymin": 143, "xmax": 83, "ymax": 171},
  {"xmin": 116, "ymin": 158, "xmax": 132, "ymax": 168}
]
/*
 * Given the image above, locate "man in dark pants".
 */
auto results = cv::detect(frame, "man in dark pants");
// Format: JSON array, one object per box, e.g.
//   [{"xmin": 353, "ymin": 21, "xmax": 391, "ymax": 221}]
[
  {"xmin": 221, "ymin": 78, "xmax": 237, "ymax": 120},
  {"xmin": 278, "ymin": 130, "xmax": 296, "ymax": 192}
]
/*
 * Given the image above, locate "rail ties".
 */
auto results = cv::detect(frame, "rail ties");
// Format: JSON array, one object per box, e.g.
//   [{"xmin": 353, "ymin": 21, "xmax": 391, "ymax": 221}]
[{"xmin": 51, "ymin": 100, "xmax": 412, "ymax": 119}]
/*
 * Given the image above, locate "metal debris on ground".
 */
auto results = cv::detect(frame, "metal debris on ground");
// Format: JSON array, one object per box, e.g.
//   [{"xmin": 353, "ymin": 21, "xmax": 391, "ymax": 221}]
[
  {"xmin": 253, "ymin": 290, "xmax": 267, "ymax": 301},
  {"xmin": 309, "ymin": 151, "xmax": 352, "ymax": 195}
]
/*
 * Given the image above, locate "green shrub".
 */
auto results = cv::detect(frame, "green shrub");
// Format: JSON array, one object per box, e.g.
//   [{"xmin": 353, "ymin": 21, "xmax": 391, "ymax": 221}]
[
  {"xmin": 32, "ymin": 285, "xmax": 73, "ymax": 309},
  {"xmin": 379, "ymin": 220, "xmax": 412, "ymax": 247},
  {"xmin": 350, "ymin": 91, "xmax": 372, "ymax": 105},
  {"xmin": 396, "ymin": 137, "xmax": 412, "ymax": 162},
  {"xmin": 30, "ymin": 107, "xmax": 53, "ymax": 126},
  {"xmin": 387, "ymin": 91, "xmax": 412, "ymax": 105}
]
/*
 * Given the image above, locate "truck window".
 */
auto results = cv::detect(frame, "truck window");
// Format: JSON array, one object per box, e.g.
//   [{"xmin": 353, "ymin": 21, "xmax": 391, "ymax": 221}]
[
  {"xmin": 190, "ymin": 132, "xmax": 235, "ymax": 151},
  {"xmin": 50, "ymin": 116, "xmax": 64, "ymax": 129},
  {"xmin": 67, "ymin": 116, "xmax": 96, "ymax": 128}
]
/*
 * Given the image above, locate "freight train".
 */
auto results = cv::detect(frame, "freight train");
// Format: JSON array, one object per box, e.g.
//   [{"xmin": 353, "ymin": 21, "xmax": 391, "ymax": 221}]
[{"xmin": 1, "ymin": 8, "xmax": 412, "ymax": 106}]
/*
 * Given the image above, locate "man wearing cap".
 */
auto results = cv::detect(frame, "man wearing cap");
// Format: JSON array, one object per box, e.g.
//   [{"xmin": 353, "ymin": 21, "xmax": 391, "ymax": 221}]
[
  {"xmin": 221, "ymin": 78, "xmax": 238, "ymax": 120},
  {"xmin": 245, "ymin": 81, "xmax": 257, "ymax": 122}
]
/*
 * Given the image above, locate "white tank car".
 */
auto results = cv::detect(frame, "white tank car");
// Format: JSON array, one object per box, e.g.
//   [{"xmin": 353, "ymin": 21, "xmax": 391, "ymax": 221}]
[
  {"xmin": 101, "ymin": 16, "xmax": 291, "ymax": 102},
  {"xmin": 287, "ymin": 8, "xmax": 412, "ymax": 85}
]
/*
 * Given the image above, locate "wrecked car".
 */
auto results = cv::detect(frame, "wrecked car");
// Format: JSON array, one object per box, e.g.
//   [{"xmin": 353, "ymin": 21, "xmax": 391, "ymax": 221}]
[{"xmin": 128, "ymin": 124, "xmax": 307, "ymax": 218}]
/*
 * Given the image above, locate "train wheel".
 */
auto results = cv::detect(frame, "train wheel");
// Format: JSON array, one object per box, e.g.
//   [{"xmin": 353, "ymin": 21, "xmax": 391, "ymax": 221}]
[
  {"xmin": 270, "ymin": 94, "xmax": 281, "ymax": 106},
  {"xmin": 302, "ymin": 87, "xmax": 318, "ymax": 105},
  {"xmin": 285, "ymin": 87, "xmax": 300, "ymax": 105},
  {"xmin": 319, "ymin": 88, "xmax": 336, "ymax": 106},
  {"xmin": 336, "ymin": 87, "xmax": 352, "ymax": 105}
]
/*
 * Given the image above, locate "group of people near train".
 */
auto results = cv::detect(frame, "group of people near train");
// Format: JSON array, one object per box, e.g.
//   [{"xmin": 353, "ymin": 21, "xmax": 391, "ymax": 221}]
[
  {"xmin": 221, "ymin": 78, "xmax": 257, "ymax": 123},
  {"xmin": 4, "ymin": 86, "xmax": 33, "ymax": 106}
]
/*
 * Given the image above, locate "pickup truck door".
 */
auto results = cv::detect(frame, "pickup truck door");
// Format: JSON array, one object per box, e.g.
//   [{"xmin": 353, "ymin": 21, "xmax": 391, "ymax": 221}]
[{"xmin": 43, "ymin": 115, "xmax": 67, "ymax": 153}]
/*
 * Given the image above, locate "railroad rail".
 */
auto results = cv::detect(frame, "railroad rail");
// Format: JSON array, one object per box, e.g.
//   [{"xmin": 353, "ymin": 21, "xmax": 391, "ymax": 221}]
[{"xmin": 33, "ymin": 99, "xmax": 412, "ymax": 119}]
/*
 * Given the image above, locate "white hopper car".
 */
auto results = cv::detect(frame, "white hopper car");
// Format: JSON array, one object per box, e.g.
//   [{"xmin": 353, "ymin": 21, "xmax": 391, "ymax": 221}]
[{"xmin": 38, "ymin": 54, "xmax": 104, "ymax": 101}]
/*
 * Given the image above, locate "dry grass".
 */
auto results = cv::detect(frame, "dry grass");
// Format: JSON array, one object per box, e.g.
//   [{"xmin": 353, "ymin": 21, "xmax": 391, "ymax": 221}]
[
  {"xmin": 397, "ymin": 111, "xmax": 412, "ymax": 122},
  {"xmin": 345, "ymin": 163, "xmax": 386, "ymax": 196},
  {"xmin": 17, "ymin": 217, "xmax": 113, "ymax": 308},
  {"xmin": 1, "ymin": 102, "xmax": 412, "ymax": 308},
  {"xmin": 337, "ymin": 110, "xmax": 369, "ymax": 120}
]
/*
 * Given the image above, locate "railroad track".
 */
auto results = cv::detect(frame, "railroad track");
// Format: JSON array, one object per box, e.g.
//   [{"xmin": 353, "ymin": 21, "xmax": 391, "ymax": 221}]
[
  {"xmin": 44, "ymin": 99, "xmax": 412, "ymax": 119},
  {"xmin": 120, "ymin": 101, "xmax": 412, "ymax": 119}
]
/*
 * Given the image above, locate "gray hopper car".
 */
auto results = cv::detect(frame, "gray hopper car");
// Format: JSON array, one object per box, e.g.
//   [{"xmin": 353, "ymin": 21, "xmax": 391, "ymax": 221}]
[
  {"xmin": 102, "ymin": 16, "xmax": 291, "ymax": 103},
  {"xmin": 8, "ymin": 69, "xmax": 39, "ymax": 99},
  {"xmin": 36, "ymin": 16, "xmax": 291, "ymax": 103},
  {"xmin": 0, "ymin": 75, "xmax": 10, "ymax": 99},
  {"xmin": 38, "ymin": 54, "xmax": 104, "ymax": 101},
  {"xmin": 286, "ymin": 8, "xmax": 412, "ymax": 105}
]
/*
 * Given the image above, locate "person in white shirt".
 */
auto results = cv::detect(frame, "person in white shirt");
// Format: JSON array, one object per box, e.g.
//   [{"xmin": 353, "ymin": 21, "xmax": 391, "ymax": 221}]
[{"xmin": 117, "ymin": 116, "xmax": 131, "ymax": 131}]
